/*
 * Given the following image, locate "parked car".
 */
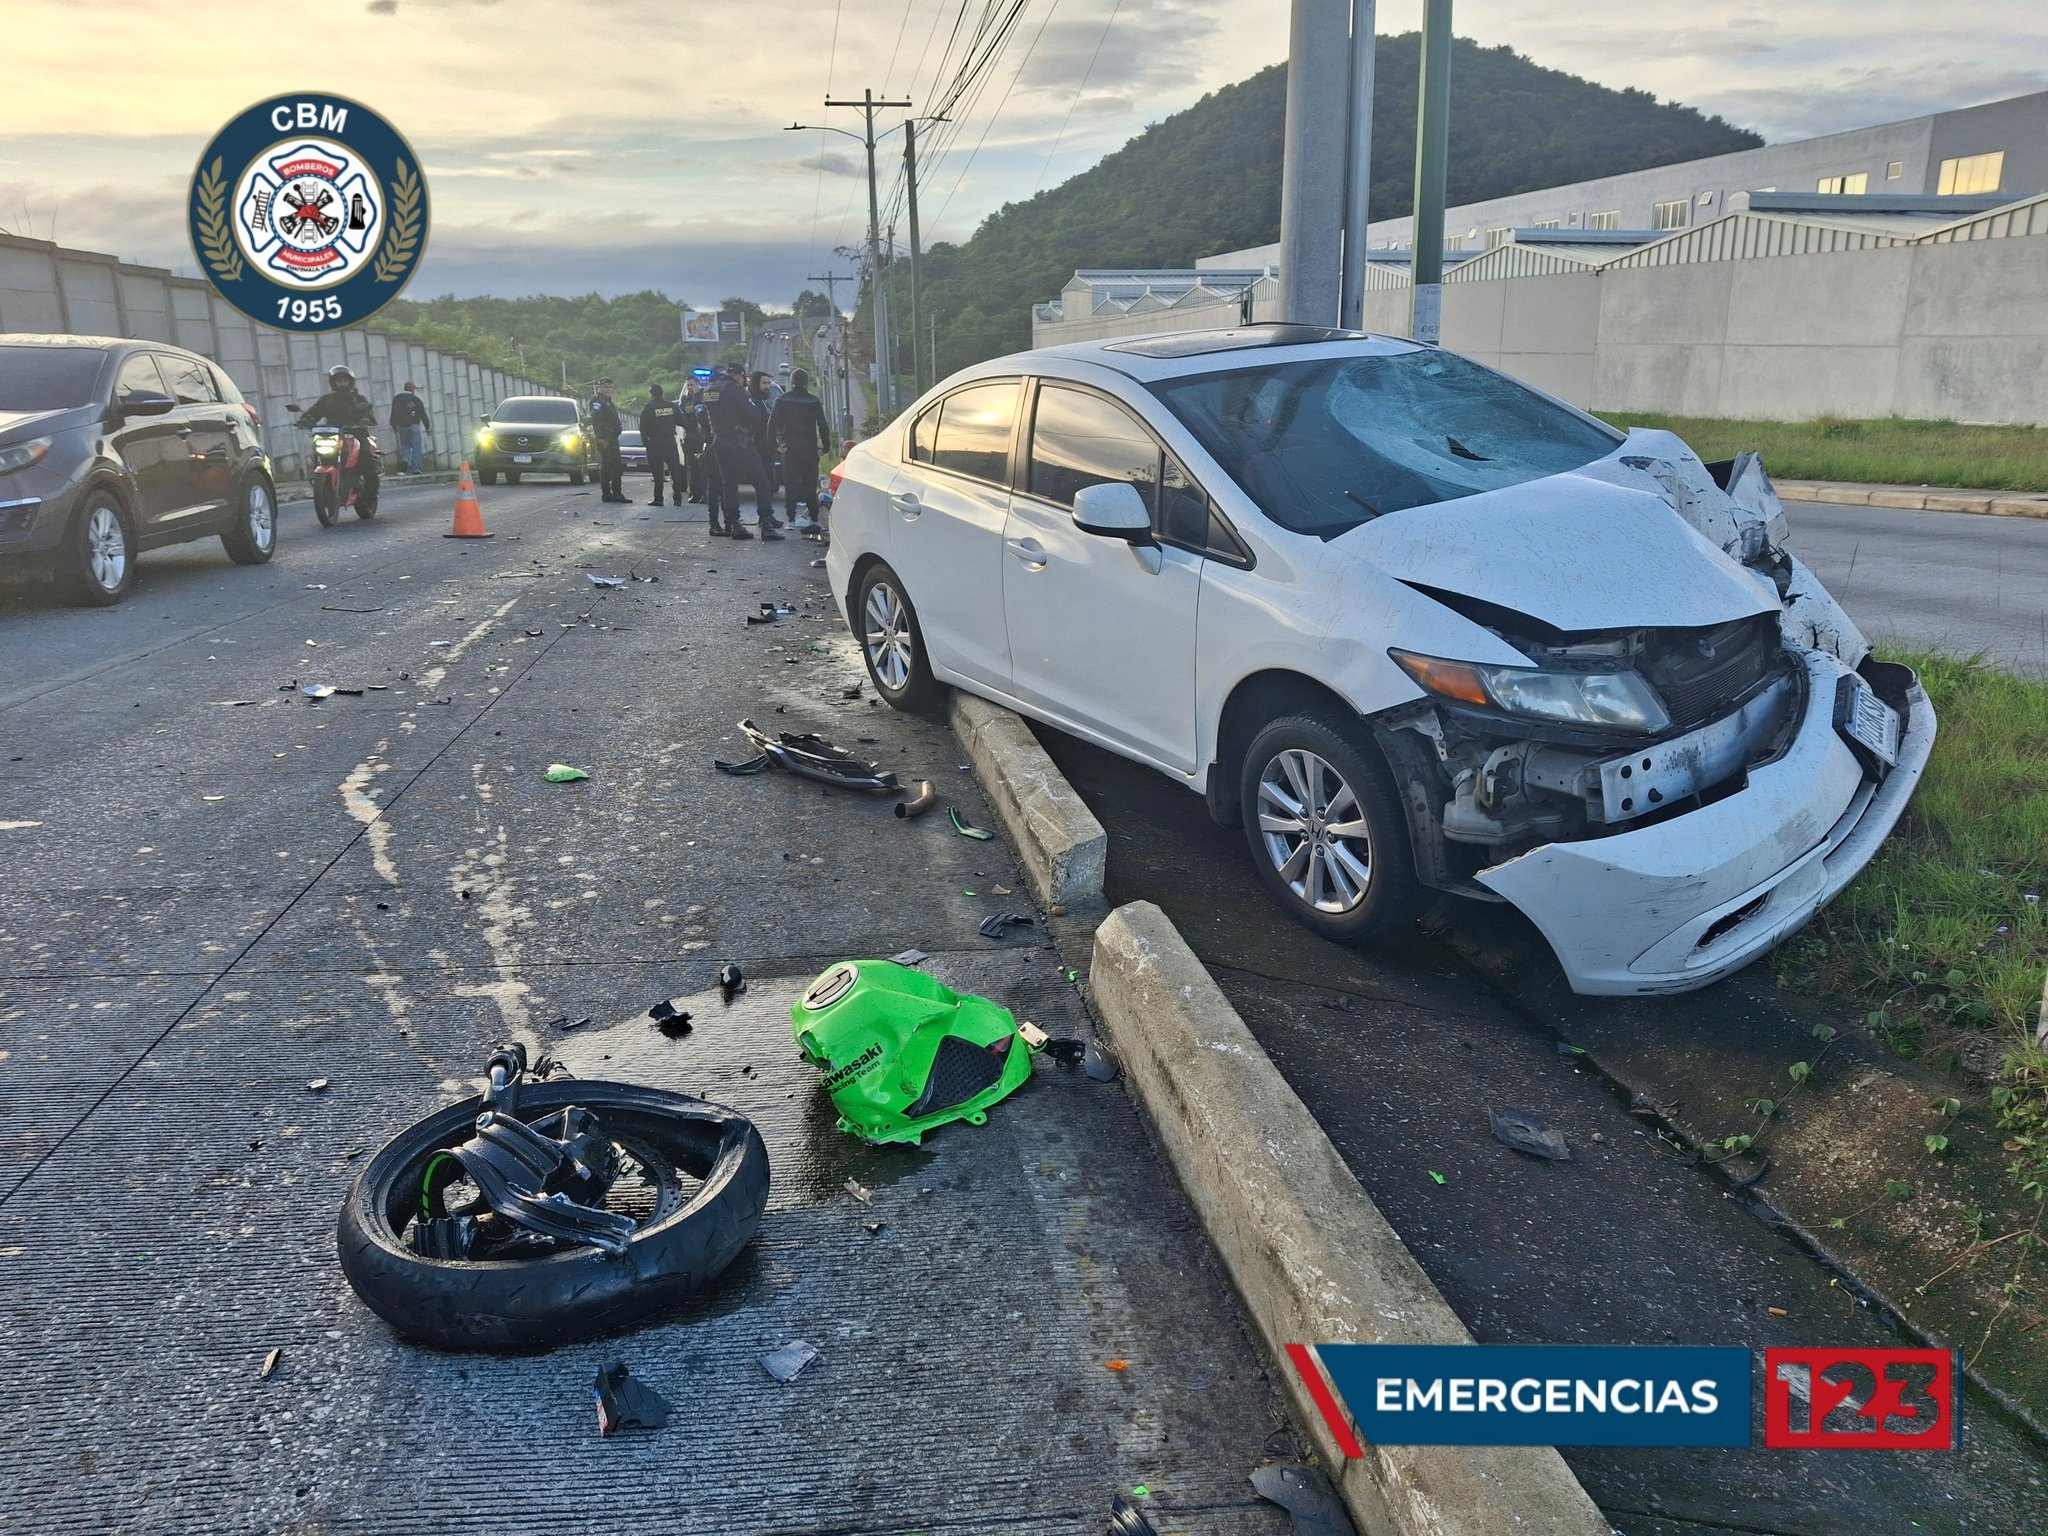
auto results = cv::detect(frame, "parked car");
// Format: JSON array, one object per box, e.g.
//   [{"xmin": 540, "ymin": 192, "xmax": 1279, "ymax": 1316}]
[
  {"xmin": 473, "ymin": 395, "xmax": 594, "ymax": 485},
  {"xmin": 618, "ymin": 429, "xmax": 648, "ymax": 473},
  {"xmin": 827, "ymin": 325, "xmax": 1934, "ymax": 996},
  {"xmin": 0, "ymin": 334, "xmax": 277, "ymax": 605}
]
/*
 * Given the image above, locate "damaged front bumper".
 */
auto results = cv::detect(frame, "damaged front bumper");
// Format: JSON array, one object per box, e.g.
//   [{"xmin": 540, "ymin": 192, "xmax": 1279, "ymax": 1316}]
[{"xmin": 1473, "ymin": 650, "xmax": 1935, "ymax": 995}]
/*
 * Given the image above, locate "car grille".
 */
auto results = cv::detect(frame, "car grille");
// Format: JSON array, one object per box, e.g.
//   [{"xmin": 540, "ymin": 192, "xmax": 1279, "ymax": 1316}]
[
  {"xmin": 1640, "ymin": 616, "xmax": 1777, "ymax": 730},
  {"xmin": 497, "ymin": 431, "xmax": 554, "ymax": 452}
]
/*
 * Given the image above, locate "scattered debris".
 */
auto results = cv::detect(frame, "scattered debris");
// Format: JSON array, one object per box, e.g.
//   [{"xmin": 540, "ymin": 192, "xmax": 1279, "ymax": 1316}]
[
  {"xmin": 863, "ymin": 1220, "xmax": 885, "ymax": 1235},
  {"xmin": 1106, "ymin": 1359, "xmax": 1129, "ymax": 1371},
  {"xmin": 0, "ymin": 821, "xmax": 42, "ymax": 831},
  {"xmin": 1490, "ymin": 1106, "xmax": 1571, "ymax": 1162},
  {"xmin": 760, "ymin": 1341, "xmax": 819, "ymax": 1384},
  {"xmin": 1083, "ymin": 1041, "xmax": 1121, "ymax": 1083},
  {"xmin": 1107, "ymin": 1496, "xmax": 1160, "ymax": 1536},
  {"xmin": 304, "ymin": 583, "xmax": 327, "ymax": 590},
  {"xmin": 889, "ymin": 949, "xmax": 929, "ymax": 966},
  {"xmin": 300, "ymin": 684, "xmax": 335, "ymax": 698},
  {"xmin": 714, "ymin": 754, "xmax": 769, "ymax": 775},
  {"xmin": 992, "ymin": 885, "xmax": 1012, "ymax": 897},
  {"xmin": 840, "ymin": 684, "xmax": 862, "ymax": 700},
  {"xmin": 949, "ymin": 807, "xmax": 994, "ymax": 841},
  {"xmin": 544, "ymin": 764, "xmax": 589, "ymax": 783},
  {"xmin": 587, "ymin": 574, "xmax": 626, "ymax": 588},
  {"xmin": 1050, "ymin": 905, "xmax": 1067, "ymax": 917},
  {"xmin": 1322, "ymin": 994, "xmax": 1357, "ymax": 1014},
  {"xmin": 211, "ymin": 700, "xmax": 258, "ymax": 706},
  {"xmin": 895, "ymin": 780, "xmax": 936, "ymax": 820},
  {"xmin": 649, "ymin": 999, "xmax": 693, "ymax": 1039},
  {"xmin": 260, "ymin": 1348, "xmax": 282, "ymax": 1379},
  {"xmin": 844, "ymin": 1177, "xmax": 873, "ymax": 1204},
  {"xmin": 726, "ymin": 719, "xmax": 898, "ymax": 792},
  {"xmin": 979, "ymin": 911, "xmax": 1034, "ymax": 939},
  {"xmin": 1250, "ymin": 1463, "xmax": 1354, "ymax": 1536},
  {"xmin": 1427, "ymin": 1170, "xmax": 1446, "ymax": 1184},
  {"xmin": 718, "ymin": 962, "xmax": 746, "ymax": 1002},
  {"xmin": 525, "ymin": 628, "xmax": 544, "ymax": 637},
  {"xmin": 1767, "ymin": 1305, "xmax": 1790, "ymax": 1318},
  {"xmin": 307, "ymin": 1079, "xmax": 330, "ymax": 1093},
  {"xmin": 594, "ymin": 1362, "xmax": 671, "ymax": 1435},
  {"xmin": 1555, "ymin": 1042, "xmax": 1586, "ymax": 1058},
  {"xmin": 321, "ymin": 605, "xmax": 384, "ymax": 613}
]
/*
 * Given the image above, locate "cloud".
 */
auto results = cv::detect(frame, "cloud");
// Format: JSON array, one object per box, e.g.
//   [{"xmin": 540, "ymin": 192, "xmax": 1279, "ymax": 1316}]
[
  {"xmin": 366, "ymin": 0, "xmax": 396, "ymax": 13},
  {"xmin": 773, "ymin": 149, "xmax": 865, "ymax": 178}
]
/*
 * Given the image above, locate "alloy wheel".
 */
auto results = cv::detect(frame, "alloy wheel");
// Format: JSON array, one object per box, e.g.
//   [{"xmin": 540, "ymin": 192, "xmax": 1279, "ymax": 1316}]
[
  {"xmin": 863, "ymin": 580, "xmax": 912, "ymax": 691},
  {"xmin": 247, "ymin": 482, "xmax": 275, "ymax": 551},
  {"xmin": 86, "ymin": 505, "xmax": 127, "ymax": 592},
  {"xmin": 1256, "ymin": 748, "xmax": 1374, "ymax": 914}
]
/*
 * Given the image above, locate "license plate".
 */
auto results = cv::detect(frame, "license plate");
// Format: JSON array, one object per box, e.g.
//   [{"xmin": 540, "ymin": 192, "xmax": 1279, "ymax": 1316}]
[
  {"xmin": 512, "ymin": 453, "xmax": 533, "ymax": 464},
  {"xmin": 1836, "ymin": 675, "xmax": 1900, "ymax": 767}
]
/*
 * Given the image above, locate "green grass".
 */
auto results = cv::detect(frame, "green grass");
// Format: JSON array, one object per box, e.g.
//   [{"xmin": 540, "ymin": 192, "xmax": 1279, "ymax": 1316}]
[{"xmin": 1600, "ymin": 413, "xmax": 2048, "ymax": 493}]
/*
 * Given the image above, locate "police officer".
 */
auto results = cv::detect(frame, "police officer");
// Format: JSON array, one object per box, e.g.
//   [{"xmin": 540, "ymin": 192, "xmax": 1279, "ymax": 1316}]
[
  {"xmin": 638, "ymin": 382, "xmax": 686, "ymax": 507},
  {"xmin": 590, "ymin": 376, "xmax": 628, "ymax": 503},
  {"xmin": 702, "ymin": 362, "xmax": 779, "ymax": 541},
  {"xmin": 683, "ymin": 381, "xmax": 729, "ymax": 534},
  {"xmin": 296, "ymin": 364, "xmax": 381, "ymax": 505},
  {"xmin": 768, "ymin": 368, "xmax": 834, "ymax": 530}
]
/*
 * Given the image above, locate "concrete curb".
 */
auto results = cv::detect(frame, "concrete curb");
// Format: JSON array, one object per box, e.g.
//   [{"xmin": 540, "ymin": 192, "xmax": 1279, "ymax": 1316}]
[
  {"xmin": 1089, "ymin": 900, "xmax": 1609, "ymax": 1536},
  {"xmin": 1778, "ymin": 479, "xmax": 2048, "ymax": 518},
  {"xmin": 948, "ymin": 691, "xmax": 1106, "ymax": 908}
]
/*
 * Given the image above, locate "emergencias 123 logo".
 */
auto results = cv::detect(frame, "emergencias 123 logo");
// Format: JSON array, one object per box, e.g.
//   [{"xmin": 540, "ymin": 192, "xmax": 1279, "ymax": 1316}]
[{"xmin": 188, "ymin": 94, "xmax": 427, "ymax": 333}]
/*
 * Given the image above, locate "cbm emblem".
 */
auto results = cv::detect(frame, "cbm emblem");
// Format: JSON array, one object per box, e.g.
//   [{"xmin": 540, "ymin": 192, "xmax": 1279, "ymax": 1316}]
[{"xmin": 189, "ymin": 95, "xmax": 427, "ymax": 333}]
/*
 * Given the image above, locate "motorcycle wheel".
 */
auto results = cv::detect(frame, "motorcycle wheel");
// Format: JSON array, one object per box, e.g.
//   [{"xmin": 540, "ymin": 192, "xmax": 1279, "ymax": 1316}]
[
  {"xmin": 337, "ymin": 1080, "xmax": 769, "ymax": 1350},
  {"xmin": 313, "ymin": 478, "xmax": 340, "ymax": 528},
  {"xmin": 355, "ymin": 488, "xmax": 379, "ymax": 520}
]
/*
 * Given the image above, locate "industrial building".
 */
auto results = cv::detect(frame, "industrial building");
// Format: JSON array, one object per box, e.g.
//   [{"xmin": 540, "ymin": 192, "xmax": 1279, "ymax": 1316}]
[{"xmin": 1030, "ymin": 91, "xmax": 2048, "ymax": 426}]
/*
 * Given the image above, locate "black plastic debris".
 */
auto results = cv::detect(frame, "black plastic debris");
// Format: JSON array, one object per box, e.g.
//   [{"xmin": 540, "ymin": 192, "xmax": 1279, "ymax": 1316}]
[
  {"xmin": 744, "ymin": 612, "xmax": 777, "ymax": 626},
  {"xmin": 594, "ymin": 1362, "xmax": 671, "ymax": 1436},
  {"xmin": 718, "ymin": 962, "xmax": 746, "ymax": 1003},
  {"xmin": 895, "ymin": 781, "xmax": 936, "ymax": 820},
  {"xmin": 889, "ymin": 948, "xmax": 929, "ymax": 966},
  {"xmin": 731, "ymin": 719, "xmax": 898, "ymax": 792},
  {"xmin": 1083, "ymin": 1041, "xmax": 1121, "ymax": 1083},
  {"xmin": 1321, "ymin": 994, "xmax": 1357, "ymax": 1014},
  {"xmin": 1490, "ymin": 1106, "xmax": 1571, "ymax": 1161},
  {"xmin": 949, "ymin": 807, "xmax": 994, "ymax": 841},
  {"xmin": 840, "ymin": 684, "xmax": 862, "ymax": 700},
  {"xmin": 649, "ymin": 999, "xmax": 693, "ymax": 1039},
  {"xmin": 760, "ymin": 1340, "xmax": 819, "ymax": 1383},
  {"xmin": 1250, "ymin": 1463, "xmax": 1355, "ymax": 1536},
  {"xmin": 587, "ymin": 574, "xmax": 626, "ymax": 588},
  {"xmin": 1107, "ymin": 1496, "xmax": 1160, "ymax": 1535},
  {"xmin": 1046, "ymin": 1038, "xmax": 1087, "ymax": 1069},
  {"xmin": 714, "ymin": 754, "xmax": 770, "ymax": 775},
  {"xmin": 979, "ymin": 911, "xmax": 1034, "ymax": 939}
]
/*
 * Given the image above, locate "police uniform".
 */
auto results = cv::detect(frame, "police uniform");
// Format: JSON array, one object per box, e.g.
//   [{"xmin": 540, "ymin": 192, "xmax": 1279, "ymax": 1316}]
[
  {"xmin": 702, "ymin": 370, "xmax": 778, "ymax": 540},
  {"xmin": 590, "ymin": 391, "xmax": 626, "ymax": 501},
  {"xmin": 768, "ymin": 384, "xmax": 833, "ymax": 521},
  {"xmin": 637, "ymin": 388, "xmax": 686, "ymax": 506}
]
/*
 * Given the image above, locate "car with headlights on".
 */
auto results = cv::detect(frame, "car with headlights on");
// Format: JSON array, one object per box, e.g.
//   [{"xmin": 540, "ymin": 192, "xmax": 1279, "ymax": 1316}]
[
  {"xmin": 0, "ymin": 333, "xmax": 277, "ymax": 605},
  {"xmin": 825, "ymin": 325, "xmax": 1933, "ymax": 996},
  {"xmin": 473, "ymin": 395, "xmax": 593, "ymax": 485},
  {"xmin": 617, "ymin": 429, "xmax": 649, "ymax": 473}
]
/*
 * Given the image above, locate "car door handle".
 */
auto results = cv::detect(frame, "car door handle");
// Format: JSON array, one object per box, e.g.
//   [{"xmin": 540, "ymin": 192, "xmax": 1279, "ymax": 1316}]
[
  {"xmin": 1007, "ymin": 536, "xmax": 1047, "ymax": 569},
  {"xmin": 176, "ymin": 427, "xmax": 195, "ymax": 436},
  {"xmin": 889, "ymin": 491, "xmax": 921, "ymax": 518}
]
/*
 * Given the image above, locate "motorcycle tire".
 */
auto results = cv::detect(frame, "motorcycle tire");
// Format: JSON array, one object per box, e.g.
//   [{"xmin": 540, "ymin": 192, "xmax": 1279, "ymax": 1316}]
[
  {"xmin": 313, "ymin": 481, "xmax": 341, "ymax": 528},
  {"xmin": 337, "ymin": 1081, "xmax": 770, "ymax": 1350},
  {"xmin": 355, "ymin": 491, "xmax": 378, "ymax": 520}
]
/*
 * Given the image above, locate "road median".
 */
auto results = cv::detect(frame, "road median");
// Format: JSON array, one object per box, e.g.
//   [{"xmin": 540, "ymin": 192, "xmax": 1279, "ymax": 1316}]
[{"xmin": 949, "ymin": 689, "xmax": 1106, "ymax": 908}]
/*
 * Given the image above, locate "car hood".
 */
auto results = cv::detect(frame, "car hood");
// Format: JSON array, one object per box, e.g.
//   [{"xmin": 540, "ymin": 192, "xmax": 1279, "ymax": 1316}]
[
  {"xmin": 0, "ymin": 405, "xmax": 89, "ymax": 440},
  {"xmin": 490, "ymin": 421, "xmax": 578, "ymax": 431},
  {"xmin": 1343, "ymin": 460, "xmax": 1778, "ymax": 633}
]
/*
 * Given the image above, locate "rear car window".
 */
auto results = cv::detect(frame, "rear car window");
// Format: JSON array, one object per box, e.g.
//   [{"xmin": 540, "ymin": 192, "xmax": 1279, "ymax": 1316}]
[
  {"xmin": 495, "ymin": 397, "xmax": 578, "ymax": 424},
  {"xmin": 1149, "ymin": 348, "xmax": 1621, "ymax": 539},
  {"xmin": 158, "ymin": 354, "xmax": 220, "ymax": 405},
  {"xmin": 928, "ymin": 382, "xmax": 1017, "ymax": 483},
  {"xmin": 1027, "ymin": 385, "xmax": 1159, "ymax": 516},
  {"xmin": 0, "ymin": 344, "xmax": 107, "ymax": 410}
]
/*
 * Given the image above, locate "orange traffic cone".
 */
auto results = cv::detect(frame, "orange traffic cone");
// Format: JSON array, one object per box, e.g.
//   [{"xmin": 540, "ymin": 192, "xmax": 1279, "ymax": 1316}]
[{"xmin": 444, "ymin": 462, "xmax": 494, "ymax": 539}]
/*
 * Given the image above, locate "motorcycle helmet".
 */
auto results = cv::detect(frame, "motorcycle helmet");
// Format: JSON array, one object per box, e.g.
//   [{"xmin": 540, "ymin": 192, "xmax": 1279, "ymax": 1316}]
[
  {"xmin": 328, "ymin": 364, "xmax": 357, "ymax": 385},
  {"xmin": 792, "ymin": 961, "xmax": 1039, "ymax": 1145}
]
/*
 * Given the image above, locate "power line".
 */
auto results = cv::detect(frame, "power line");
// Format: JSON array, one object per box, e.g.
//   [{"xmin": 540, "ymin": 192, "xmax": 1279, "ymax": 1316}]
[
  {"xmin": 807, "ymin": 0, "xmax": 848, "ymax": 273},
  {"xmin": 1035, "ymin": 0, "xmax": 1124, "ymax": 196},
  {"xmin": 880, "ymin": 0, "xmax": 917, "ymax": 93},
  {"xmin": 930, "ymin": 0, "xmax": 1062, "ymax": 227}
]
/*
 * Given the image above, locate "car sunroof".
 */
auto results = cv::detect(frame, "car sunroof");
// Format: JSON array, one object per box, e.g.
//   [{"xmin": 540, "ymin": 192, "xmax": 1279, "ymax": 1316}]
[{"xmin": 1101, "ymin": 324, "xmax": 1370, "ymax": 358}]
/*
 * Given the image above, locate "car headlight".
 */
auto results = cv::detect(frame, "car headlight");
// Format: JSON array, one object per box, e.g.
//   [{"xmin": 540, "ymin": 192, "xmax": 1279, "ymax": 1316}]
[
  {"xmin": 1391, "ymin": 649, "xmax": 1671, "ymax": 734},
  {"xmin": 0, "ymin": 437, "xmax": 51, "ymax": 475},
  {"xmin": 560, "ymin": 431, "xmax": 581, "ymax": 451}
]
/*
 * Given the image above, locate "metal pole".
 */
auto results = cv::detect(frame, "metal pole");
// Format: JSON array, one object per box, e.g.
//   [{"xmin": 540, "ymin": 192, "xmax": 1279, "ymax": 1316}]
[
  {"xmin": 1409, "ymin": 0, "xmax": 1452, "ymax": 343},
  {"xmin": 1339, "ymin": 1, "xmax": 1377, "ymax": 329},
  {"xmin": 904, "ymin": 120, "xmax": 924, "ymax": 397},
  {"xmin": 1277, "ymin": 0, "xmax": 1349, "ymax": 325}
]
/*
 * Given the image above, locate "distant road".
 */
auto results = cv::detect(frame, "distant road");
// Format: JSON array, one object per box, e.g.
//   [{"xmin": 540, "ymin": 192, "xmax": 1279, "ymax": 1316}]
[{"xmin": 1781, "ymin": 499, "xmax": 2048, "ymax": 676}]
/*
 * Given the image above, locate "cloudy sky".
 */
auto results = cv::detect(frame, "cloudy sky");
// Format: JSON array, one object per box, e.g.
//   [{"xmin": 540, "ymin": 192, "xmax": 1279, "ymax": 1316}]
[{"xmin": 2, "ymin": 0, "xmax": 2041, "ymax": 309}]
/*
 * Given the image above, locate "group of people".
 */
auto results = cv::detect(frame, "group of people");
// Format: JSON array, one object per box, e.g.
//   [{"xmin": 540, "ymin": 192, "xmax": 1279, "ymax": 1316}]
[{"xmin": 588, "ymin": 362, "xmax": 834, "ymax": 542}]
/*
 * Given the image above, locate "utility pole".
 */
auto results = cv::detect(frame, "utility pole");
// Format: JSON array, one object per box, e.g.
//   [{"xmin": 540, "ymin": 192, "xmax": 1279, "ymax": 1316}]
[
  {"xmin": 928, "ymin": 308, "xmax": 939, "ymax": 384},
  {"xmin": 806, "ymin": 271, "xmax": 851, "ymax": 326},
  {"xmin": 1409, "ymin": 0, "xmax": 1453, "ymax": 343},
  {"xmin": 1278, "ymin": 0, "xmax": 1348, "ymax": 325},
  {"xmin": 1339, "ymin": 1, "xmax": 1377, "ymax": 329},
  {"xmin": 820, "ymin": 89, "xmax": 912, "ymax": 417},
  {"xmin": 903, "ymin": 119, "xmax": 947, "ymax": 397}
]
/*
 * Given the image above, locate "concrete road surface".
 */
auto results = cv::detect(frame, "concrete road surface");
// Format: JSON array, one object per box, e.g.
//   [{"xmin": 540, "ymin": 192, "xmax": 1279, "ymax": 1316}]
[
  {"xmin": 0, "ymin": 481, "xmax": 1293, "ymax": 1536},
  {"xmin": 1782, "ymin": 499, "xmax": 2048, "ymax": 675}
]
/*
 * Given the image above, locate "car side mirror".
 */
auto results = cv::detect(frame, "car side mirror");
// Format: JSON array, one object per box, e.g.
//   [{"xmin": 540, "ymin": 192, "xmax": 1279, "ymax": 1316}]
[
  {"xmin": 120, "ymin": 390, "xmax": 177, "ymax": 418},
  {"xmin": 1072, "ymin": 481, "xmax": 1153, "ymax": 542},
  {"xmin": 285, "ymin": 403, "xmax": 303, "ymax": 415},
  {"xmin": 480, "ymin": 414, "xmax": 493, "ymax": 425}
]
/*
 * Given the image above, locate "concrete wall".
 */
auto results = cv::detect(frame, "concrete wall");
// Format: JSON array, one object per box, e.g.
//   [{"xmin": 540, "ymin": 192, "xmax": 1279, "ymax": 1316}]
[{"xmin": 0, "ymin": 230, "xmax": 544, "ymax": 480}]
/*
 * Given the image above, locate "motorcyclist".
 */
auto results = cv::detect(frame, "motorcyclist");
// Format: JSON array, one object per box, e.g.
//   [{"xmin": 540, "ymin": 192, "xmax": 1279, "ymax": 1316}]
[{"xmin": 295, "ymin": 364, "xmax": 381, "ymax": 505}]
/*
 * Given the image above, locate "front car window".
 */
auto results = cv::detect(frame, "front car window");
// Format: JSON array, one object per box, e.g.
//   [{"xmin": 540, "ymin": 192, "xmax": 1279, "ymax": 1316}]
[
  {"xmin": 1148, "ymin": 347, "xmax": 1621, "ymax": 539},
  {"xmin": 0, "ymin": 345, "xmax": 109, "ymax": 410},
  {"xmin": 928, "ymin": 381, "xmax": 1017, "ymax": 483},
  {"xmin": 1027, "ymin": 385, "xmax": 1159, "ymax": 516},
  {"xmin": 114, "ymin": 352, "xmax": 168, "ymax": 405}
]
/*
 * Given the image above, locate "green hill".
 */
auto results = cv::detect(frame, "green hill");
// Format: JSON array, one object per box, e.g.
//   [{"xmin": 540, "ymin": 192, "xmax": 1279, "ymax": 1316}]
[{"xmin": 923, "ymin": 33, "xmax": 1760, "ymax": 371}]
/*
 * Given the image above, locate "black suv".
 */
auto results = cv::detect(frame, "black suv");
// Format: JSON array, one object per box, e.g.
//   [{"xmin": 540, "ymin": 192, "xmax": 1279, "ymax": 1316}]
[
  {"xmin": 473, "ymin": 395, "xmax": 595, "ymax": 485},
  {"xmin": 0, "ymin": 335, "xmax": 278, "ymax": 605}
]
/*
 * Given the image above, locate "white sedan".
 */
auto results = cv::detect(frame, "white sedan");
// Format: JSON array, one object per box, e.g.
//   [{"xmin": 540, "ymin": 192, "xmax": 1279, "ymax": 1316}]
[{"xmin": 826, "ymin": 326, "xmax": 1933, "ymax": 996}]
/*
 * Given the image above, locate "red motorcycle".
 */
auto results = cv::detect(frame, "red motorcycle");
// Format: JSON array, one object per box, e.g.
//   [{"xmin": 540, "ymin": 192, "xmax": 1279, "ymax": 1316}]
[{"xmin": 297, "ymin": 422, "xmax": 380, "ymax": 526}]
